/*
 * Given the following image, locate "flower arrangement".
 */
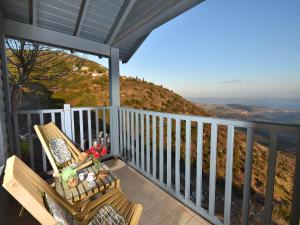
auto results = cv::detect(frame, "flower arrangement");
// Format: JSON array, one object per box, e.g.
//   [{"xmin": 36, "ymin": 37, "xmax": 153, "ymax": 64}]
[{"xmin": 87, "ymin": 141, "xmax": 107, "ymax": 170}]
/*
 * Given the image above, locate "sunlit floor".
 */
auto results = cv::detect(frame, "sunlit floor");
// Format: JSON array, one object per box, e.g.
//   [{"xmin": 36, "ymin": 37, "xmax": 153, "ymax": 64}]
[
  {"xmin": 106, "ymin": 159, "xmax": 211, "ymax": 225},
  {"xmin": 5, "ymin": 158, "xmax": 211, "ymax": 225}
]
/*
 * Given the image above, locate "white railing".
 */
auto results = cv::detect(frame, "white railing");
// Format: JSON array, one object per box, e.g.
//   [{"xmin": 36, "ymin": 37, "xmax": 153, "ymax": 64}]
[
  {"xmin": 118, "ymin": 107, "xmax": 300, "ymax": 225},
  {"xmin": 12, "ymin": 104, "xmax": 112, "ymax": 173},
  {"xmin": 12, "ymin": 105, "xmax": 300, "ymax": 225}
]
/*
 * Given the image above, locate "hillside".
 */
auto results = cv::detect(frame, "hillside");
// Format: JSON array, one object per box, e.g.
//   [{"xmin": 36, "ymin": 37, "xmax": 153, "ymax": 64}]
[{"xmin": 16, "ymin": 55, "xmax": 294, "ymax": 225}]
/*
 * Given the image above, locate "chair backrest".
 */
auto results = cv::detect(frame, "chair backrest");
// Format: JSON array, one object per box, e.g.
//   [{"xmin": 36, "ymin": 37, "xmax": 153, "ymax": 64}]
[
  {"xmin": 2, "ymin": 155, "xmax": 76, "ymax": 225},
  {"xmin": 34, "ymin": 122, "xmax": 81, "ymax": 174}
]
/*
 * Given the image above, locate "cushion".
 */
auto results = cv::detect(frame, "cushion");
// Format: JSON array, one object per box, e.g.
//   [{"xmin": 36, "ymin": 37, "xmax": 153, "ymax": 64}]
[
  {"xmin": 49, "ymin": 139, "xmax": 71, "ymax": 165},
  {"xmin": 87, "ymin": 205, "xmax": 125, "ymax": 225},
  {"xmin": 44, "ymin": 194, "xmax": 125, "ymax": 225},
  {"xmin": 44, "ymin": 193, "xmax": 77, "ymax": 225}
]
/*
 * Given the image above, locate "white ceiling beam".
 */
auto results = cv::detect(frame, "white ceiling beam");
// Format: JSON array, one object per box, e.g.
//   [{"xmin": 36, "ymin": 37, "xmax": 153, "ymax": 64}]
[
  {"xmin": 104, "ymin": 0, "xmax": 137, "ymax": 45},
  {"xmin": 30, "ymin": 0, "xmax": 37, "ymax": 25},
  {"xmin": 3, "ymin": 19, "xmax": 111, "ymax": 57},
  {"xmin": 112, "ymin": 0, "xmax": 204, "ymax": 46},
  {"xmin": 73, "ymin": 0, "xmax": 90, "ymax": 36}
]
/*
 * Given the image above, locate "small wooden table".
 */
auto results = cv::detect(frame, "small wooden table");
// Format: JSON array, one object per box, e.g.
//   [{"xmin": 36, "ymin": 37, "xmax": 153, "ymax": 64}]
[{"xmin": 55, "ymin": 163, "xmax": 120, "ymax": 203}]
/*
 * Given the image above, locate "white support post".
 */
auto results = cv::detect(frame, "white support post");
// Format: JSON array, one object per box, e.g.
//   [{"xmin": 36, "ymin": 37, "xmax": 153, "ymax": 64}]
[
  {"xmin": 63, "ymin": 104, "xmax": 73, "ymax": 140},
  {"xmin": 109, "ymin": 47, "xmax": 120, "ymax": 157}
]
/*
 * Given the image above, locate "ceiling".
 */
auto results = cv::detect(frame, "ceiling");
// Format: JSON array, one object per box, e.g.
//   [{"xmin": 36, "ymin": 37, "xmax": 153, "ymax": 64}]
[{"xmin": 0, "ymin": 0, "xmax": 204, "ymax": 63}]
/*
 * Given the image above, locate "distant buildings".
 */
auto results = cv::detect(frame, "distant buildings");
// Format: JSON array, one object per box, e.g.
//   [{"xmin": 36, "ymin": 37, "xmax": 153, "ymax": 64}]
[
  {"xmin": 72, "ymin": 65, "xmax": 108, "ymax": 77},
  {"xmin": 92, "ymin": 71, "xmax": 108, "ymax": 77},
  {"xmin": 80, "ymin": 66, "xmax": 89, "ymax": 72}
]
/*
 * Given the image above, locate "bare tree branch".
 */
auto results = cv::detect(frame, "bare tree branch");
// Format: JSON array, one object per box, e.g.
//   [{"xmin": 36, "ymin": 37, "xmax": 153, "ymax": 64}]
[{"xmin": 5, "ymin": 38, "xmax": 86, "ymax": 110}]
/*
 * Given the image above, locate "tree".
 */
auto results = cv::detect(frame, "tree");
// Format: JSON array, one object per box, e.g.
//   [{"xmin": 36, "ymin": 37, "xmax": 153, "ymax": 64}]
[{"xmin": 6, "ymin": 38, "xmax": 85, "ymax": 111}]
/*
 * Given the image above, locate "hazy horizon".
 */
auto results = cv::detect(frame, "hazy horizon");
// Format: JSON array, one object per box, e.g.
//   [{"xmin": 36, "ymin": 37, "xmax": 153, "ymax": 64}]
[{"xmin": 189, "ymin": 97, "xmax": 300, "ymax": 110}]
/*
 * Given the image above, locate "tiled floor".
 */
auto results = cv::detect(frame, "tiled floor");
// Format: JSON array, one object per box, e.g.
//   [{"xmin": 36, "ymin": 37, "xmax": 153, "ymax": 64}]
[
  {"xmin": 5, "ymin": 159, "xmax": 211, "ymax": 225},
  {"xmin": 105, "ymin": 159, "xmax": 211, "ymax": 225}
]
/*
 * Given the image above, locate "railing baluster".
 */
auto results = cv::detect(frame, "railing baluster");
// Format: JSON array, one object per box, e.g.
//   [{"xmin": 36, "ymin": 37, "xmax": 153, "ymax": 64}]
[
  {"xmin": 146, "ymin": 114, "xmax": 150, "ymax": 174},
  {"xmin": 79, "ymin": 110, "xmax": 84, "ymax": 150},
  {"xmin": 290, "ymin": 132, "xmax": 300, "ymax": 225},
  {"xmin": 27, "ymin": 113, "xmax": 35, "ymax": 169},
  {"xmin": 185, "ymin": 119, "xmax": 191, "ymax": 201},
  {"xmin": 242, "ymin": 127, "xmax": 254, "ymax": 225},
  {"xmin": 13, "ymin": 114, "xmax": 21, "ymax": 157},
  {"xmin": 61, "ymin": 111, "xmax": 65, "ymax": 133},
  {"xmin": 224, "ymin": 125, "xmax": 235, "ymax": 225},
  {"xmin": 159, "ymin": 116, "xmax": 164, "ymax": 184},
  {"xmin": 51, "ymin": 112, "xmax": 55, "ymax": 123},
  {"xmin": 87, "ymin": 110, "xmax": 92, "ymax": 147},
  {"xmin": 131, "ymin": 111, "xmax": 135, "ymax": 164},
  {"xmin": 39, "ymin": 113, "xmax": 47, "ymax": 172},
  {"xmin": 167, "ymin": 117, "xmax": 172, "ymax": 188},
  {"xmin": 136, "ymin": 113, "xmax": 140, "ymax": 168},
  {"xmin": 126, "ymin": 110, "xmax": 130, "ymax": 161},
  {"xmin": 102, "ymin": 109, "xmax": 106, "ymax": 147},
  {"xmin": 119, "ymin": 109, "xmax": 123, "ymax": 157},
  {"xmin": 152, "ymin": 115, "xmax": 156, "ymax": 178},
  {"xmin": 122, "ymin": 110, "xmax": 126, "ymax": 158},
  {"xmin": 175, "ymin": 118, "xmax": 181, "ymax": 194},
  {"xmin": 196, "ymin": 122, "xmax": 203, "ymax": 208},
  {"xmin": 71, "ymin": 111, "xmax": 75, "ymax": 141},
  {"xmin": 95, "ymin": 110, "xmax": 99, "ymax": 144},
  {"xmin": 141, "ymin": 113, "xmax": 145, "ymax": 170},
  {"xmin": 264, "ymin": 130, "xmax": 278, "ymax": 225},
  {"xmin": 209, "ymin": 123, "xmax": 217, "ymax": 216}
]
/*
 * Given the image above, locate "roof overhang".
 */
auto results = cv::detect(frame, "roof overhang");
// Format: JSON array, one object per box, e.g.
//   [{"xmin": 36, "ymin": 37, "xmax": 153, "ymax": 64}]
[{"xmin": 0, "ymin": 0, "xmax": 204, "ymax": 63}]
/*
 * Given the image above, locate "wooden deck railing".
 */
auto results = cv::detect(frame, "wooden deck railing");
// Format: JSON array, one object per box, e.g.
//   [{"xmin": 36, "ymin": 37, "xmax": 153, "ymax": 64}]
[
  {"xmin": 12, "ymin": 105, "xmax": 300, "ymax": 225},
  {"xmin": 118, "ymin": 107, "xmax": 300, "ymax": 225}
]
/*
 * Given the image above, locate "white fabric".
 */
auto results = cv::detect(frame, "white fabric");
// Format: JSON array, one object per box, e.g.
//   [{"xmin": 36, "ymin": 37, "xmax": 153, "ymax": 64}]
[{"xmin": 49, "ymin": 139, "xmax": 71, "ymax": 165}]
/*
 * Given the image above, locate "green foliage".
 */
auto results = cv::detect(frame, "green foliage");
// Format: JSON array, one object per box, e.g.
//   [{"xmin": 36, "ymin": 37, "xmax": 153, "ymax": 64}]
[{"xmin": 20, "ymin": 139, "xmax": 29, "ymax": 160}]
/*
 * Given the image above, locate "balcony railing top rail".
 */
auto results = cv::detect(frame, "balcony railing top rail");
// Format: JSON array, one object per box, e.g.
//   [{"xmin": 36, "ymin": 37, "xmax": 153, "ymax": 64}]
[{"xmin": 118, "ymin": 106, "xmax": 300, "ymax": 132}]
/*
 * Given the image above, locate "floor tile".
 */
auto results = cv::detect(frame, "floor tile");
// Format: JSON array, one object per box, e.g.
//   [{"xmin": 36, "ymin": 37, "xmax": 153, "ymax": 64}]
[{"xmin": 157, "ymin": 206, "xmax": 193, "ymax": 225}]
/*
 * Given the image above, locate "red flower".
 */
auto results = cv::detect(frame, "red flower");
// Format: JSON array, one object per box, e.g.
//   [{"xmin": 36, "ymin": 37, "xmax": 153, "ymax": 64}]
[
  {"xmin": 89, "ymin": 146, "xmax": 96, "ymax": 154},
  {"xmin": 101, "ymin": 147, "xmax": 107, "ymax": 157},
  {"xmin": 93, "ymin": 151, "xmax": 101, "ymax": 159}
]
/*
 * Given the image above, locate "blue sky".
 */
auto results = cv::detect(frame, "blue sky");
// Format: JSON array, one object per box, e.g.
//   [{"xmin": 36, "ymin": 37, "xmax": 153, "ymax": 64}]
[{"xmin": 91, "ymin": 0, "xmax": 300, "ymax": 98}]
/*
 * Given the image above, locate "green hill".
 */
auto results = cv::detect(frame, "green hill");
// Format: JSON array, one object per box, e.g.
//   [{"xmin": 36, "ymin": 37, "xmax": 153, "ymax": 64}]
[{"xmin": 17, "ymin": 55, "xmax": 294, "ymax": 225}]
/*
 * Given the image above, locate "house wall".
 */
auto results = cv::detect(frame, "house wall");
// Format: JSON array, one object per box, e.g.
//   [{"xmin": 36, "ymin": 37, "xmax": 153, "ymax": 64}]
[
  {"xmin": 0, "ymin": 14, "xmax": 10, "ymax": 225},
  {"xmin": 0, "ymin": 40, "xmax": 8, "ymax": 166}
]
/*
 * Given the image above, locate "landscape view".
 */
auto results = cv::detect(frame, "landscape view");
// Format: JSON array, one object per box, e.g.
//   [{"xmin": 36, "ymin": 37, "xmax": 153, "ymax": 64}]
[
  {"xmin": 1, "ymin": 1, "xmax": 299, "ymax": 225},
  {"xmin": 7, "ymin": 41, "xmax": 299, "ymax": 225}
]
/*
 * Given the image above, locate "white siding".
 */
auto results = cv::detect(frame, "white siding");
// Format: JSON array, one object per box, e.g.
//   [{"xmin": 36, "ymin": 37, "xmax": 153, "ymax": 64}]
[{"xmin": 0, "ymin": 38, "xmax": 9, "ymax": 166}]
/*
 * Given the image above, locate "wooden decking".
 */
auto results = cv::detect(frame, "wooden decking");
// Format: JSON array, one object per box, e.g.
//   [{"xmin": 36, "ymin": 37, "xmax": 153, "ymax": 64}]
[{"xmin": 5, "ymin": 159, "xmax": 211, "ymax": 225}]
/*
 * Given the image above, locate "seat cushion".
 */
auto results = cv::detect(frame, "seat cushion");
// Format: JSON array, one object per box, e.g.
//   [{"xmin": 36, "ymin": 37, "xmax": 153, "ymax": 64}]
[
  {"xmin": 49, "ymin": 138, "xmax": 72, "ymax": 165},
  {"xmin": 87, "ymin": 205, "xmax": 125, "ymax": 225},
  {"xmin": 44, "ymin": 194, "xmax": 125, "ymax": 225},
  {"xmin": 44, "ymin": 193, "xmax": 77, "ymax": 225}
]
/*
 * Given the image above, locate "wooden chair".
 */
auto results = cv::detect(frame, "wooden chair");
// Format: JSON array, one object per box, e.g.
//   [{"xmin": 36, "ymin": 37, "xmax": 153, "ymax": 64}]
[
  {"xmin": 34, "ymin": 122, "xmax": 92, "ymax": 175},
  {"xmin": 2, "ymin": 156, "xmax": 143, "ymax": 225}
]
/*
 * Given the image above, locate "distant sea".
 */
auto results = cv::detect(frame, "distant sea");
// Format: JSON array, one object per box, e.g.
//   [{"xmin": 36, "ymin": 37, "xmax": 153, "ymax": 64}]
[{"xmin": 189, "ymin": 97, "xmax": 300, "ymax": 110}]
